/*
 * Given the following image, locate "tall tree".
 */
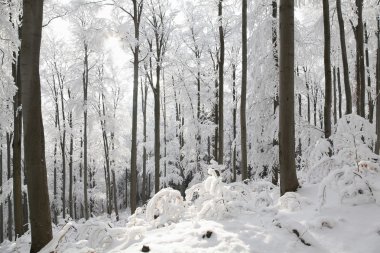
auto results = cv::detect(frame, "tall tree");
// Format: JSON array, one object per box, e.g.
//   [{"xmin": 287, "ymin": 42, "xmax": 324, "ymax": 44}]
[
  {"xmin": 20, "ymin": 0, "xmax": 53, "ymax": 251},
  {"xmin": 12, "ymin": 21, "xmax": 23, "ymax": 239},
  {"xmin": 241, "ymin": 0, "xmax": 248, "ymax": 180},
  {"xmin": 323, "ymin": 0, "xmax": 332, "ymax": 138},
  {"xmin": 130, "ymin": 0, "xmax": 143, "ymax": 214},
  {"xmin": 336, "ymin": 0, "xmax": 352, "ymax": 114},
  {"xmin": 279, "ymin": 0, "xmax": 299, "ymax": 196},
  {"xmin": 353, "ymin": 0, "xmax": 366, "ymax": 117},
  {"xmin": 375, "ymin": 16, "xmax": 380, "ymax": 154},
  {"xmin": 218, "ymin": 0, "xmax": 225, "ymax": 165},
  {"xmin": 271, "ymin": 0, "xmax": 279, "ymax": 185}
]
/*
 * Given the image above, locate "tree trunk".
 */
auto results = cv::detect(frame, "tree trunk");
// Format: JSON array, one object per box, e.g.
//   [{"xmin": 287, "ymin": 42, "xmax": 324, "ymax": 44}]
[
  {"xmin": 272, "ymin": 0, "xmax": 279, "ymax": 185},
  {"xmin": 154, "ymin": 70, "xmax": 160, "ymax": 193},
  {"xmin": 112, "ymin": 170, "xmax": 119, "ymax": 221},
  {"xmin": 241, "ymin": 0, "xmax": 248, "ymax": 180},
  {"xmin": 20, "ymin": 0, "xmax": 53, "ymax": 251},
  {"xmin": 323, "ymin": 0, "xmax": 332, "ymax": 138},
  {"xmin": 336, "ymin": 0, "xmax": 352, "ymax": 114},
  {"xmin": 68, "ymin": 90, "xmax": 73, "ymax": 218},
  {"xmin": 130, "ymin": 0, "xmax": 141, "ymax": 214},
  {"xmin": 0, "ymin": 145, "xmax": 3, "ymax": 243},
  {"xmin": 218, "ymin": 0, "xmax": 225, "ymax": 165},
  {"xmin": 365, "ymin": 23, "xmax": 374, "ymax": 123},
  {"xmin": 337, "ymin": 67, "xmax": 343, "ymax": 118},
  {"xmin": 6, "ymin": 133, "xmax": 13, "ymax": 241},
  {"xmin": 83, "ymin": 43, "xmax": 89, "ymax": 220},
  {"xmin": 375, "ymin": 16, "xmax": 380, "ymax": 154},
  {"xmin": 232, "ymin": 63, "xmax": 237, "ymax": 182},
  {"xmin": 59, "ymin": 82, "xmax": 66, "ymax": 220},
  {"xmin": 279, "ymin": 0, "xmax": 299, "ymax": 195},
  {"xmin": 12, "ymin": 25, "xmax": 23, "ymax": 237},
  {"xmin": 355, "ymin": 0, "xmax": 366, "ymax": 117},
  {"xmin": 141, "ymin": 78, "xmax": 148, "ymax": 202},
  {"xmin": 333, "ymin": 66, "xmax": 337, "ymax": 124}
]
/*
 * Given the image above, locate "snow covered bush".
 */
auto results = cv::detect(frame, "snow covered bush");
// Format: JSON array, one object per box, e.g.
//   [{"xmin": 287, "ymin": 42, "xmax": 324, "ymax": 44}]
[
  {"xmin": 319, "ymin": 166, "xmax": 376, "ymax": 207},
  {"xmin": 278, "ymin": 192, "xmax": 312, "ymax": 211},
  {"xmin": 145, "ymin": 188, "xmax": 185, "ymax": 227},
  {"xmin": 185, "ymin": 168, "xmax": 252, "ymax": 219}
]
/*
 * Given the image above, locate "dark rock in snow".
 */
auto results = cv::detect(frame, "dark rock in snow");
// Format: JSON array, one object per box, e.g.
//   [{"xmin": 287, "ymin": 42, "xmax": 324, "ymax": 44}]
[
  {"xmin": 202, "ymin": 230, "xmax": 213, "ymax": 239},
  {"xmin": 141, "ymin": 245, "xmax": 150, "ymax": 252}
]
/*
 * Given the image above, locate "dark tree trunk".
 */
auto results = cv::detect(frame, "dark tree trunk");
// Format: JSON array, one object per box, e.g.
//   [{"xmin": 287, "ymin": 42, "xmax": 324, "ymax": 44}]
[
  {"xmin": 0, "ymin": 146, "xmax": 3, "ymax": 243},
  {"xmin": 272, "ymin": 0, "xmax": 279, "ymax": 185},
  {"xmin": 218, "ymin": 0, "xmax": 225, "ymax": 165},
  {"xmin": 337, "ymin": 67, "xmax": 343, "ymax": 118},
  {"xmin": 333, "ymin": 66, "xmax": 337, "ymax": 125},
  {"xmin": 232, "ymin": 63, "xmax": 237, "ymax": 182},
  {"xmin": 130, "ymin": 0, "xmax": 143, "ymax": 214},
  {"xmin": 6, "ymin": 133, "xmax": 13, "ymax": 241},
  {"xmin": 323, "ymin": 0, "xmax": 332, "ymax": 138},
  {"xmin": 364, "ymin": 23, "xmax": 374, "ymax": 123},
  {"xmin": 354, "ymin": 0, "xmax": 366, "ymax": 117},
  {"xmin": 112, "ymin": 170, "xmax": 119, "ymax": 221},
  {"xmin": 241, "ymin": 0, "xmax": 248, "ymax": 180},
  {"xmin": 83, "ymin": 43, "xmax": 89, "ymax": 220},
  {"xmin": 68, "ymin": 90, "xmax": 73, "ymax": 218},
  {"xmin": 141, "ymin": 78, "xmax": 148, "ymax": 202},
  {"xmin": 336, "ymin": 0, "xmax": 352, "ymax": 114},
  {"xmin": 20, "ymin": 0, "xmax": 53, "ymax": 251},
  {"xmin": 279, "ymin": 0, "xmax": 299, "ymax": 195},
  {"xmin": 12, "ymin": 25, "xmax": 23, "ymax": 238},
  {"xmin": 375, "ymin": 16, "xmax": 380, "ymax": 154}
]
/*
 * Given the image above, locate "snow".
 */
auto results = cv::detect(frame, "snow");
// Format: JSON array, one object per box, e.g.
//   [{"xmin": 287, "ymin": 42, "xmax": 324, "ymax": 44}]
[{"xmin": 2, "ymin": 164, "xmax": 380, "ymax": 253}]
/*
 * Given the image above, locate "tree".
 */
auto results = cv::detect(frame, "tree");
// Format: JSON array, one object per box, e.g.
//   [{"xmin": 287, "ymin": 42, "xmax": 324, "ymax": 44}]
[
  {"xmin": 279, "ymin": 0, "xmax": 299, "ymax": 196},
  {"xmin": 241, "ymin": 0, "xmax": 248, "ymax": 180},
  {"xmin": 336, "ymin": 0, "xmax": 352, "ymax": 114},
  {"xmin": 376, "ymin": 16, "xmax": 380, "ymax": 154},
  {"xmin": 218, "ymin": 0, "xmax": 225, "ymax": 165},
  {"xmin": 20, "ymin": 0, "xmax": 53, "ymax": 251},
  {"xmin": 323, "ymin": 0, "xmax": 332, "ymax": 138}
]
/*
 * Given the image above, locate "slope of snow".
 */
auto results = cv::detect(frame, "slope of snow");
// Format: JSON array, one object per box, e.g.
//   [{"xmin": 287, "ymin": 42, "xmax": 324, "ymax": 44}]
[{"xmin": 2, "ymin": 166, "xmax": 379, "ymax": 253}]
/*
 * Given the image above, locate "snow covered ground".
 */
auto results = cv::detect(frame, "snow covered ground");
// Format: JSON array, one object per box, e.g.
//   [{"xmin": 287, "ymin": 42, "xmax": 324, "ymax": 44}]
[
  {"xmin": 1, "ymin": 165, "xmax": 380, "ymax": 253},
  {"xmin": 1, "ymin": 116, "xmax": 380, "ymax": 252}
]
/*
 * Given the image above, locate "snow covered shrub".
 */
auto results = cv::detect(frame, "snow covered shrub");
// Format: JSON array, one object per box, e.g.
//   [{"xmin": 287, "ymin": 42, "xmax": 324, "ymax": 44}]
[
  {"xmin": 307, "ymin": 156, "xmax": 346, "ymax": 184},
  {"xmin": 319, "ymin": 166, "xmax": 376, "ymax": 207},
  {"xmin": 278, "ymin": 192, "xmax": 311, "ymax": 211},
  {"xmin": 332, "ymin": 115, "xmax": 377, "ymax": 166},
  {"xmin": 186, "ymin": 168, "xmax": 251, "ymax": 219},
  {"xmin": 145, "ymin": 188, "xmax": 185, "ymax": 227}
]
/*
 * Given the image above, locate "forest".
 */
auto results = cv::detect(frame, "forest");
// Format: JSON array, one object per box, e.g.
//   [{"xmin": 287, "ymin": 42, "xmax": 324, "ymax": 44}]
[{"xmin": 0, "ymin": 0, "xmax": 380, "ymax": 252}]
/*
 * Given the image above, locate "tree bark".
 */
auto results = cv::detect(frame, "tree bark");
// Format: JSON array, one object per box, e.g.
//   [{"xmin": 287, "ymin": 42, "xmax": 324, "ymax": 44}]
[
  {"xmin": 141, "ymin": 78, "xmax": 148, "ymax": 202},
  {"xmin": 83, "ymin": 42, "xmax": 89, "ymax": 220},
  {"xmin": 333, "ymin": 66, "xmax": 337, "ymax": 124},
  {"xmin": 354, "ymin": 0, "xmax": 366, "ymax": 117},
  {"xmin": 323, "ymin": 0, "xmax": 332, "ymax": 138},
  {"xmin": 232, "ymin": 63, "xmax": 237, "ymax": 182},
  {"xmin": 68, "ymin": 90, "xmax": 73, "ymax": 218},
  {"xmin": 279, "ymin": 0, "xmax": 299, "ymax": 195},
  {"xmin": 375, "ymin": 16, "xmax": 380, "ymax": 154},
  {"xmin": 112, "ymin": 170, "xmax": 119, "ymax": 221},
  {"xmin": 364, "ymin": 23, "xmax": 374, "ymax": 123},
  {"xmin": 336, "ymin": 0, "xmax": 352, "ymax": 114},
  {"xmin": 272, "ymin": 0, "xmax": 279, "ymax": 185},
  {"xmin": 130, "ymin": 0, "xmax": 143, "ymax": 214},
  {"xmin": 0, "ymin": 145, "xmax": 3, "ymax": 243},
  {"xmin": 6, "ymin": 133, "xmax": 13, "ymax": 241},
  {"xmin": 20, "ymin": 0, "xmax": 53, "ymax": 251},
  {"xmin": 337, "ymin": 67, "xmax": 343, "ymax": 118},
  {"xmin": 241, "ymin": 0, "xmax": 248, "ymax": 180},
  {"xmin": 12, "ymin": 21, "xmax": 23, "ymax": 237},
  {"xmin": 218, "ymin": 0, "xmax": 225, "ymax": 165}
]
